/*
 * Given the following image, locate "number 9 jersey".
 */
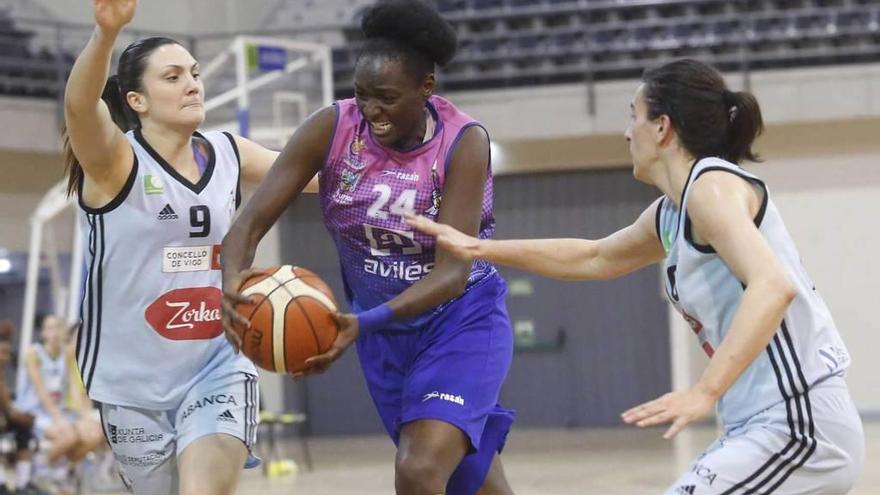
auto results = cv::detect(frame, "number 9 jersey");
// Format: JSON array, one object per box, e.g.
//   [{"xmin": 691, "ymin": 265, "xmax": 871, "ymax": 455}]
[
  {"xmin": 319, "ymin": 96, "xmax": 497, "ymax": 331},
  {"xmin": 76, "ymin": 129, "xmax": 256, "ymax": 410}
]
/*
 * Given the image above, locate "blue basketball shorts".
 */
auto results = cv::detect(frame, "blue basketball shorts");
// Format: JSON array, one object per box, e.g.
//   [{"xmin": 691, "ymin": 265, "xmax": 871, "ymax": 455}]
[{"xmin": 356, "ymin": 272, "xmax": 516, "ymax": 495}]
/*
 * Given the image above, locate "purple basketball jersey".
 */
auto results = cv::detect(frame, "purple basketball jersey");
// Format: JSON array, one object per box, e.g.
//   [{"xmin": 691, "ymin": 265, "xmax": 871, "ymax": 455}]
[{"xmin": 319, "ymin": 96, "xmax": 496, "ymax": 331}]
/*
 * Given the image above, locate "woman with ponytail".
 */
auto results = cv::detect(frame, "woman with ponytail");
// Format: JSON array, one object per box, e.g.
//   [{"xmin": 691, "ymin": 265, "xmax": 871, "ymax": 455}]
[
  {"xmin": 409, "ymin": 58, "xmax": 864, "ymax": 494},
  {"xmin": 221, "ymin": 1, "xmax": 517, "ymax": 493},
  {"xmin": 62, "ymin": 1, "xmax": 307, "ymax": 493}
]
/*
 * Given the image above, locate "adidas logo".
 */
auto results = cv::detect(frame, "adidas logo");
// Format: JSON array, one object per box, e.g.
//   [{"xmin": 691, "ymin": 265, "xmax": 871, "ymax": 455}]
[
  {"xmin": 676, "ymin": 485, "xmax": 696, "ymax": 495},
  {"xmin": 157, "ymin": 204, "xmax": 178, "ymax": 221},
  {"xmin": 217, "ymin": 409, "xmax": 237, "ymax": 423}
]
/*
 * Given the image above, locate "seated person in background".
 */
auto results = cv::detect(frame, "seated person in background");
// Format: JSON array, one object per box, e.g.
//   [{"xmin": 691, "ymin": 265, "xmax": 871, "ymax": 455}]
[
  {"xmin": 16, "ymin": 315, "xmax": 104, "ymax": 465},
  {"xmin": 62, "ymin": 323, "xmax": 105, "ymax": 462},
  {"xmin": 0, "ymin": 320, "xmax": 41, "ymax": 495}
]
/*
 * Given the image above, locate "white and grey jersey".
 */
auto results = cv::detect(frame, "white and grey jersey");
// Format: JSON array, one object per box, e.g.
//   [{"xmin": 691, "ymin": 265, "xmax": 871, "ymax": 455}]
[
  {"xmin": 76, "ymin": 129, "xmax": 256, "ymax": 410},
  {"xmin": 656, "ymin": 157, "xmax": 850, "ymax": 428},
  {"xmin": 16, "ymin": 343, "xmax": 68, "ymax": 413}
]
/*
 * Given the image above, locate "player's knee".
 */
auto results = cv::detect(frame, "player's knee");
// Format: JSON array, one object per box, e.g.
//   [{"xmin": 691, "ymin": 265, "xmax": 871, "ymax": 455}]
[
  {"xmin": 48, "ymin": 426, "xmax": 75, "ymax": 447},
  {"xmin": 395, "ymin": 453, "xmax": 448, "ymax": 494}
]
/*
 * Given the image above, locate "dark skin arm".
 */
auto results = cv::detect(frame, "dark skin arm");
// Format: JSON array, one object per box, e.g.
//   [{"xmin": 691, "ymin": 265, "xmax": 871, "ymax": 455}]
[
  {"xmin": 0, "ymin": 379, "xmax": 12, "ymax": 416},
  {"xmin": 0, "ymin": 380, "xmax": 34, "ymax": 428},
  {"xmin": 305, "ymin": 125, "xmax": 491, "ymax": 373},
  {"xmin": 220, "ymin": 105, "xmax": 336, "ymax": 344}
]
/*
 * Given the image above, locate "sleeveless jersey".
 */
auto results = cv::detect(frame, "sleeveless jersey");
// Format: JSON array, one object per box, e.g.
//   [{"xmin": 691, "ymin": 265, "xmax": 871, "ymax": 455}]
[
  {"xmin": 319, "ymin": 96, "xmax": 497, "ymax": 331},
  {"xmin": 16, "ymin": 343, "xmax": 68, "ymax": 413},
  {"xmin": 76, "ymin": 129, "xmax": 256, "ymax": 410},
  {"xmin": 656, "ymin": 157, "xmax": 851, "ymax": 427}
]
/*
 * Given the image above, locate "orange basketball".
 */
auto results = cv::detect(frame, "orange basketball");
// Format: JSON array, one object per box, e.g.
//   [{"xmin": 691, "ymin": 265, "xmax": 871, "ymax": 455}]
[{"xmin": 233, "ymin": 265, "xmax": 339, "ymax": 374}]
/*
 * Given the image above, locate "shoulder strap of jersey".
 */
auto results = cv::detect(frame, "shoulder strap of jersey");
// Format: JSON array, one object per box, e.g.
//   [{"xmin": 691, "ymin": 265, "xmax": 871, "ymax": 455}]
[{"xmin": 681, "ymin": 158, "xmax": 770, "ymax": 252}]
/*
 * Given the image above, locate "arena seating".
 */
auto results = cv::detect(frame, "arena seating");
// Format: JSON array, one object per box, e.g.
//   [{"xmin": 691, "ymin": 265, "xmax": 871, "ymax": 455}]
[
  {"xmin": 0, "ymin": 12, "xmax": 72, "ymax": 98},
  {"xmin": 3, "ymin": 1, "xmax": 880, "ymax": 100},
  {"xmin": 330, "ymin": 0, "xmax": 880, "ymax": 95}
]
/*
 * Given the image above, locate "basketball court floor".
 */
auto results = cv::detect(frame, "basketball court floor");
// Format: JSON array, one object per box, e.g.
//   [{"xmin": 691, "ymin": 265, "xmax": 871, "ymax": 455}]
[{"xmin": 222, "ymin": 422, "xmax": 879, "ymax": 494}]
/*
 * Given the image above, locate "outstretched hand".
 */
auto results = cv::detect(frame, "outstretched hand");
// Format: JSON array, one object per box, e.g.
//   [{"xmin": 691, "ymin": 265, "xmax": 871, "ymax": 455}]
[
  {"xmin": 94, "ymin": 0, "xmax": 137, "ymax": 35},
  {"xmin": 294, "ymin": 312, "xmax": 359, "ymax": 379},
  {"xmin": 404, "ymin": 212, "xmax": 482, "ymax": 262},
  {"xmin": 621, "ymin": 386, "xmax": 717, "ymax": 439}
]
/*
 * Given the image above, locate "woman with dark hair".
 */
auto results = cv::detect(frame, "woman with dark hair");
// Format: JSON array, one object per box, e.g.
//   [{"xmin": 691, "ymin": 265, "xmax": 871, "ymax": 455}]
[
  {"xmin": 409, "ymin": 58, "xmax": 864, "ymax": 494},
  {"xmin": 221, "ymin": 1, "xmax": 516, "ymax": 493},
  {"xmin": 61, "ymin": 0, "xmax": 303, "ymax": 493}
]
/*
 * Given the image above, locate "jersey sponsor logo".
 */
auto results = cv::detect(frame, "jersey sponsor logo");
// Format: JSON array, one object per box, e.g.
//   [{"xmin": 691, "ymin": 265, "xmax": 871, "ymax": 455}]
[
  {"xmin": 145, "ymin": 287, "xmax": 223, "ymax": 340},
  {"xmin": 162, "ymin": 245, "xmax": 221, "ymax": 273},
  {"xmin": 349, "ymin": 137, "xmax": 366, "ymax": 156},
  {"xmin": 425, "ymin": 186, "xmax": 441, "ymax": 217},
  {"xmin": 344, "ymin": 137, "xmax": 368, "ymax": 170},
  {"xmin": 677, "ymin": 308, "xmax": 714, "ymax": 357},
  {"xmin": 107, "ymin": 424, "xmax": 165, "ymax": 445},
  {"xmin": 381, "ymin": 169, "xmax": 420, "ymax": 183},
  {"xmin": 691, "ymin": 463, "xmax": 717, "ymax": 486},
  {"xmin": 675, "ymin": 485, "xmax": 696, "ymax": 495},
  {"xmin": 180, "ymin": 393, "xmax": 238, "ymax": 422},
  {"xmin": 332, "ymin": 169, "xmax": 363, "ymax": 204},
  {"xmin": 422, "ymin": 390, "xmax": 465, "ymax": 406},
  {"xmin": 364, "ymin": 224, "xmax": 422, "ymax": 256},
  {"xmin": 144, "ymin": 175, "xmax": 164, "ymax": 195},
  {"xmin": 665, "ymin": 265, "xmax": 679, "ymax": 302},
  {"xmin": 424, "ymin": 160, "xmax": 442, "ymax": 216},
  {"xmin": 364, "ymin": 259, "xmax": 434, "ymax": 282},
  {"xmin": 340, "ymin": 169, "xmax": 362, "ymax": 193},
  {"xmin": 157, "ymin": 204, "xmax": 178, "ymax": 220},
  {"xmin": 818, "ymin": 345, "xmax": 850, "ymax": 373},
  {"xmin": 217, "ymin": 409, "xmax": 237, "ymax": 423},
  {"xmin": 664, "ymin": 264, "xmax": 715, "ymax": 356},
  {"xmin": 117, "ymin": 453, "xmax": 166, "ymax": 467}
]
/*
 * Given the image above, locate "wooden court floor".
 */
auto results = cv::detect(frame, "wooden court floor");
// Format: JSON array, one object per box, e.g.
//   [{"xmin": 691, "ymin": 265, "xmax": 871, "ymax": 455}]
[{"xmin": 225, "ymin": 422, "xmax": 879, "ymax": 495}]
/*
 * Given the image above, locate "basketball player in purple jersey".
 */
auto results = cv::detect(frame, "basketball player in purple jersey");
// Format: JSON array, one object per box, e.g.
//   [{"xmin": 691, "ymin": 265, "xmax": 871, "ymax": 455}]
[{"xmin": 221, "ymin": 1, "xmax": 516, "ymax": 493}]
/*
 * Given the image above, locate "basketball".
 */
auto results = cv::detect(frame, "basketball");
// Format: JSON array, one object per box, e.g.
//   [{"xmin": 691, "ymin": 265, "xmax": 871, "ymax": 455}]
[{"xmin": 234, "ymin": 265, "xmax": 339, "ymax": 374}]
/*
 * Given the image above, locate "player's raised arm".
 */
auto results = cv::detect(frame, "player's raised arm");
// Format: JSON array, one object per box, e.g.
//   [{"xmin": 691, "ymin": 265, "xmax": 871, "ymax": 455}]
[
  {"xmin": 63, "ymin": 0, "xmax": 136, "ymax": 186},
  {"xmin": 407, "ymin": 197, "xmax": 666, "ymax": 281}
]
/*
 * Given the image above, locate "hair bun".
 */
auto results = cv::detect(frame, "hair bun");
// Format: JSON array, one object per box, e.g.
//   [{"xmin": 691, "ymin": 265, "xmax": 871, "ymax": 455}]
[{"xmin": 361, "ymin": 0, "xmax": 458, "ymax": 67}]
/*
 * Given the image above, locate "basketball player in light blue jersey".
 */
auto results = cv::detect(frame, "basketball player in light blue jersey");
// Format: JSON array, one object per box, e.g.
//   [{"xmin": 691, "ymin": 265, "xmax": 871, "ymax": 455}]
[
  {"xmin": 16, "ymin": 314, "xmax": 104, "ymax": 468},
  {"xmin": 410, "ymin": 59, "xmax": 864, "ymax": 494},
  {"xmin": 61, "ymin": 1, "xmax": 316, "ymax": 493}
]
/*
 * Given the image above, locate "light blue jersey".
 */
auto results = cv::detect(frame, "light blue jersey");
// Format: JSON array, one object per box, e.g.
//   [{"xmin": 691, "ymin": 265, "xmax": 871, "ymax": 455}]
[
  {"xmin": 76, "ymin": 129, "xmax": 255, "ymax": 409},
  {"xmin": 656, "ymin": 157, "xmax": 850, "ymax": 428},
  {"xmin": 16, "ymin": 343, "xmax": 68, "ymax": 415}
]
